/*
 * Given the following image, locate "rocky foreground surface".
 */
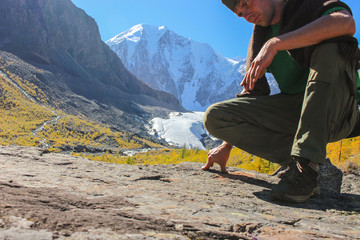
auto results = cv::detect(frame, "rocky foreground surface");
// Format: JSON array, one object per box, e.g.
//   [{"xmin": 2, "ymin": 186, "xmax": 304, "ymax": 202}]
[{"xmin": 0, "ymin": 146, "xmax": 359, "ymax": 240}]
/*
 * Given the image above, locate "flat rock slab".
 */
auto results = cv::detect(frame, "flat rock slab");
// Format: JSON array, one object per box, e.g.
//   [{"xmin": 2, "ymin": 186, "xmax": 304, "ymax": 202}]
[{"xmin": 0, "ymin": 146, "xmax": 359, "ymax": 240}]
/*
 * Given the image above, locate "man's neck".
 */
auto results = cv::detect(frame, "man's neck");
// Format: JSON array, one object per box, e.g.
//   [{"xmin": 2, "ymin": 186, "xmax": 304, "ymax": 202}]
[{"xmin": 270, "ymin": 0, "xmax": 286, "ymax": 25}]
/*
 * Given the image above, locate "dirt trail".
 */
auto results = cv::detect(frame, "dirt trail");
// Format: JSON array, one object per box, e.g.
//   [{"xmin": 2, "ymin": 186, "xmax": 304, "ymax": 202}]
[
  {"xmin": 0, "ymin": 70, "xmax": 61, "ymax": 148},
  {"xmin": 0, "ymin": 146, "xmax": 359, "ymax": 239}
]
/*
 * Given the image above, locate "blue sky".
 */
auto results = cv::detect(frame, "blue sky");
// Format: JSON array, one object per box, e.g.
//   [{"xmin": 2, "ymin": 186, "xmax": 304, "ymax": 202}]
[{"xmin": 71, "ymin": 0, "xmax": 360, "ymax": 59}]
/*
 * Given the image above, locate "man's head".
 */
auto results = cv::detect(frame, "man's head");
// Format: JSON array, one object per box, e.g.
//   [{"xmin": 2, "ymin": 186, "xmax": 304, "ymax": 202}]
[{"xmin": 221, "ymin": 0, "xmax": 283, "ymax": 27}]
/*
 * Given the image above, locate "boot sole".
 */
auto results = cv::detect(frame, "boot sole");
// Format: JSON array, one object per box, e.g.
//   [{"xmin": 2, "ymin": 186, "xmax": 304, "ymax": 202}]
[{"xmin": 271, "ymin": 186, "xmax": 320, "ymax": 203}]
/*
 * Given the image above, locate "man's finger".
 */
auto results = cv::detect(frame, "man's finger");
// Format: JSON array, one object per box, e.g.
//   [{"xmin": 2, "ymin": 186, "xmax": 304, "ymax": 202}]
[
  {"xmin": 250, "ymin": 65, "xmax": 261, "ymax": 90},
  {"xmin": 241, "ymin": 72, "xmax": 250, "ymax": 91},
  {"xmin": 201, "ymin": 157, "xmax": 214, "ymax": 170},
  {"xmin": 248, "ymin": 64, "xmax": 257, "ymax": 90}
]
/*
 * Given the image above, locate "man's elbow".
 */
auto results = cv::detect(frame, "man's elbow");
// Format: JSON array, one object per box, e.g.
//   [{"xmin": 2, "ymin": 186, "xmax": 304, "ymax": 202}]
[
  {"xmin": 349, "ymin": 21, "xmax": 356, "ymax": 36},
  {"xmin": 337, "ymin": 10, "xmax": 356, "ymax": 36},
  {"xmin": 345, "ymin": 15, "xmax": 356, "ymax": 36}
]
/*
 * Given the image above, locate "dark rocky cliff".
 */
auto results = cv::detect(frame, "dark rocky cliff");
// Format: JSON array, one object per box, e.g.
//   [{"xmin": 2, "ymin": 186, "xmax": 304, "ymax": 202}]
[{"xmin": 0, "ymin": 0, "xmax": 184, "ymax": 132}]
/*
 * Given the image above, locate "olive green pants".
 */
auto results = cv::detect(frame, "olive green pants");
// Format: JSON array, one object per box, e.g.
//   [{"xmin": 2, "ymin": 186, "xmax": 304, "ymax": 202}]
[{"xmin": 204, "ymin": 43, "xmax": 359, "ymax": 165}]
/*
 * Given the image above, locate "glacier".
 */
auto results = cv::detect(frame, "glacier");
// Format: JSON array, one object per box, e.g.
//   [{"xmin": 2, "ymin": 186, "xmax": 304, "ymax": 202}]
[{"xmin": 148, "ymin": 111, "xmax": 209, "ymax": 150}]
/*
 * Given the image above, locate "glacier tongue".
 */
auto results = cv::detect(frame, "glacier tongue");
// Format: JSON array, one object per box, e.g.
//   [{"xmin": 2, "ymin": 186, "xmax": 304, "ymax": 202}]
[{"xmin": 149, "ymin": 112, "xmax": 209, "ymax": 150}]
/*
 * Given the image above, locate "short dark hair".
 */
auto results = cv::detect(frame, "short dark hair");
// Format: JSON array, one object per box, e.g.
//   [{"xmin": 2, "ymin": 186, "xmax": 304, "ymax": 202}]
[{"xmin": 221, "ymin": 0, "xmax": 240, "ymax": 12}]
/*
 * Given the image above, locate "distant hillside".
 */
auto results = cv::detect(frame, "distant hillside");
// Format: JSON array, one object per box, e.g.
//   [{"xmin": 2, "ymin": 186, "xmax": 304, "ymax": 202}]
[
  {"xmin": 0, "ymin": 0, "xmax": 184, "ymax": 134},
  {"xmin": 0, "ymin": 63, "xmax": 166, "ymax": 153}
]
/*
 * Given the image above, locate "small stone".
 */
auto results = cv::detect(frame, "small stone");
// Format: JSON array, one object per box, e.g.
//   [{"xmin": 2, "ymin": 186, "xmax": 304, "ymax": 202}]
[{"xmin": 175, "ymin": 224, "xmax": 184, "ymax": 231}]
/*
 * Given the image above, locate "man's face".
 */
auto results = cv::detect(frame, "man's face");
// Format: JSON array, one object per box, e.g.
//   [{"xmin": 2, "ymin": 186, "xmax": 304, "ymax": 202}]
[{"xmin": 234, "ymin": 0, "xmax": 275, "ymax": 27}]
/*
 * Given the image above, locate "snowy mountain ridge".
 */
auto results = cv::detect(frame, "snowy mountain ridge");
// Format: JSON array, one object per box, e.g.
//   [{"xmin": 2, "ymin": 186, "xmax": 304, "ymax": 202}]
[{"xmin": 107, "ymin": 24, "xmax": 279, "ymax": 111}]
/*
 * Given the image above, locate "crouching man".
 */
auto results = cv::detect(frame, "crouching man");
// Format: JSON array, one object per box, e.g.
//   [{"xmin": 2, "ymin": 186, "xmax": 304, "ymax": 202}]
[{"xmin": 203, "ymin": 0, "xmax": 360, "ymax": 203}]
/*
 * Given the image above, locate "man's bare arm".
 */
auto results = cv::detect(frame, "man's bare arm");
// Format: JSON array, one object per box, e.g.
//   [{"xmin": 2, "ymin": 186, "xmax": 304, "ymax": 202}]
[
  {"xmin": 241, "ymin": 10, "xmax": 356, "ymax": 91},
  {"xmin": 275, "ymin": 10, "xmax": 355, "ymax": 51}
]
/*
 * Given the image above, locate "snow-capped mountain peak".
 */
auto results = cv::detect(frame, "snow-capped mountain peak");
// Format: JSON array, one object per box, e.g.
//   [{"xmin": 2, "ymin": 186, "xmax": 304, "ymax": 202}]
[
  {"xmin": 106, "ymin": 24, "xmax": 278, "ymax": 111},
  {"xmin": 108, "ymin": 24, "xmax": 168, "ymax": 43}
]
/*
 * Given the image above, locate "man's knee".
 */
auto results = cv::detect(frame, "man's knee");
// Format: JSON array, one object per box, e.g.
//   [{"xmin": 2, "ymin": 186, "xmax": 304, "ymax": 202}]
[
  {"xmin": 311, "ymin": 42, "xmax": 339, "ymax": 59},
  {"xmin": 308, "ymin": 43, "xmax": 350, "ymax": 87},
  {"xmin": 310, "ymin": 43, "xmax": 344, "ymax": 74},
  {"xmin": 203, "ymin": 103, "xmax": 221, "ymax": 135}
]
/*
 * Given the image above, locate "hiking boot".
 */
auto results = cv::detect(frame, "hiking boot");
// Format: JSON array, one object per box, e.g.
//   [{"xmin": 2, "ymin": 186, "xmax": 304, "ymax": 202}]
[
  {"xmin": 270, "ymin": 159, "xmax": 292, "ymax": 177},
  {"xmin": 270, "ymin": 165, "xmax": 288, "ymax": 176},
  {"xmin": 270, "ymin": 157, "xmax": 320, "ymax": 203},
  {"xmin": 271, "ymin": 164, "xmax": 291, "ymax": 177}
]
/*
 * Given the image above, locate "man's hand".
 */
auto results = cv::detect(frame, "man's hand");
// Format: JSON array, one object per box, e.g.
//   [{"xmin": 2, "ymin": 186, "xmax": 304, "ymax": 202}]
[
  {"xmin": 241, "ymin": 37, "xmax": 279, "ymax": 91},
  {"xmin": 202, "ymin": 142, "xmax": 233, "ymax": 173}
]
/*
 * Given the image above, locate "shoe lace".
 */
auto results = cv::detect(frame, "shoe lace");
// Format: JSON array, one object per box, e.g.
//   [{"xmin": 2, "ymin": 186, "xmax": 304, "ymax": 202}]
[{"xmin": 280, "ymin": 160, "xmax": 304, "ymax": 184}]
